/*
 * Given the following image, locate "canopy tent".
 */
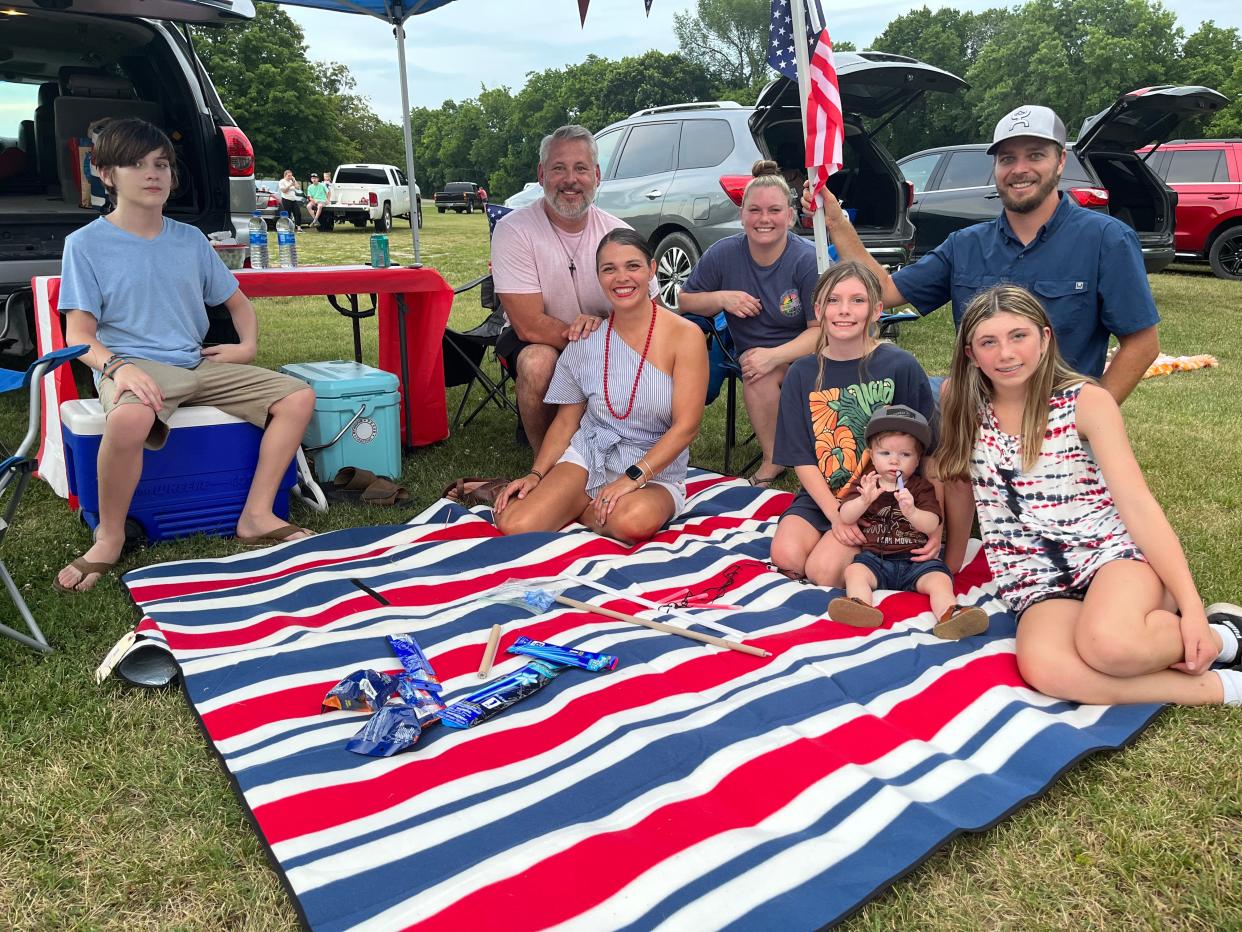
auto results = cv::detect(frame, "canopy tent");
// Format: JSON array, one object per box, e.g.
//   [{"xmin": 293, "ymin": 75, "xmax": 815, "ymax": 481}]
[{"xmin": 268, "ymin": 0, "xmax": 627, "ymax": 262}]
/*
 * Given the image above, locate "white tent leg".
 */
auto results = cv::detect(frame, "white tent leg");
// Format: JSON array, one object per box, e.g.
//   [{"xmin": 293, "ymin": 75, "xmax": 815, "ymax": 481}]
[{"xmin": 395, "ymin": 21, "xmax": 421, "ymax": 264}]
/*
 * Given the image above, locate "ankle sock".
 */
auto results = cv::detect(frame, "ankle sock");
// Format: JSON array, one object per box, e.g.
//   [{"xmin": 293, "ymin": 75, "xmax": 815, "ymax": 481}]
[
  {"xmin": 1210, "ymin": 622, "xmax": 1239, "ymax": 665},
  {"xmin": 1217, "ymin": 669, "xmax": 1242, "ymax": 706}
]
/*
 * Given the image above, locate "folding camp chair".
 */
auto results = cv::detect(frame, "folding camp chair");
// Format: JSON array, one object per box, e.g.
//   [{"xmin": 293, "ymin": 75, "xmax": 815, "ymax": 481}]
[
  {"xmin": 444, "ymin": 274, "xmax": 518, "ymax": 430},
  {"xmin": 0, "ymin": 344, "xmax": 88, "ymax": 653},
  {"xmin": 686, "ymin": 312, "xmax": 761, "ymax": 477}
]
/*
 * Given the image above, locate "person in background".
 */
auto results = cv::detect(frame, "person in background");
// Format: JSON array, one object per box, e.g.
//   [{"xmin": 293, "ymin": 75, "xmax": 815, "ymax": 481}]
[
  {"xmin": 278, "ymin": 169, "xmax": 304, "ymax": 228},
  {"xmin": 305, "ymin": 172, "xmax": 328, "ymax": 229}
]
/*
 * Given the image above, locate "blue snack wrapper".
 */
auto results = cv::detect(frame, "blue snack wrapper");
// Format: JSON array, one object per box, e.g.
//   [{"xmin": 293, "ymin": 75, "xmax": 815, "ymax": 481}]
[
  {"xmin": 346, "ymin": 704, "xmax": 423, "ymax": 756},
  {"xmin": 508, "ymin": 635, "xmax": 618, "ymax": 672},
  {"xmin": 322, "ymin": 668, "xmax": 398, "ymax": 712},
  {"xmin": 394, "ymin": 674, "xmax": 447, "ymax": 721},
  {"xmin": 440, "ymin": 660, "xmax": 561, "ymax": 729},
  {"xmin": 387, "ymin": 633, "xmax": 443, "ymax": 693}
]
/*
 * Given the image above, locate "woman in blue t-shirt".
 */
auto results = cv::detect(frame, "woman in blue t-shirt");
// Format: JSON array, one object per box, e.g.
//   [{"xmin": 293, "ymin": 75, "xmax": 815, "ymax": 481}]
[{"xmin": 679, "ymin": 160, "xmax": 820, "ymax": 487}]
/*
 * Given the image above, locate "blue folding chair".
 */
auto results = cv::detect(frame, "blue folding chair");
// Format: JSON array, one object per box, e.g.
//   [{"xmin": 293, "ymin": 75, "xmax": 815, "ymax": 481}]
[
  {"xmin": 0, "ymin": 345, "xmax": 89, "ymax": 653},
  {"xmin": 685, "ymin": 312, "xmax": 761, "ymax": 477}
]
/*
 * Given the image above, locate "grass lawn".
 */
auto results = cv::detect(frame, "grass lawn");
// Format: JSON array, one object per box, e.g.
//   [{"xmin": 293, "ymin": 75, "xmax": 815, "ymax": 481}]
[{"xmin": 1, "ymin": 211, "xmax": 1239, "ymax": 929}]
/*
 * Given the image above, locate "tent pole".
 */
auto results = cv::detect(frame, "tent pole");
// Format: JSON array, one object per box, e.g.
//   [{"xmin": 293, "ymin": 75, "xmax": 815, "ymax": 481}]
[
  {"xmin": 394, "ymin": 19, "xmax": 421, "ymax": 264},
  {"xmin": 789, "ymin": 0, "xmax": 829, "ymax": 273}
]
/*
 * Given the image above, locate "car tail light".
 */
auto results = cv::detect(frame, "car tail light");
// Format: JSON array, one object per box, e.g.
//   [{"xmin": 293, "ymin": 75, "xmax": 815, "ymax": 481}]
[
  {"xmin": 1070, "ymin": 187, "xmax": 1109, "ymax": 207},
  {"xmin": 222, "ymin": 126, "xmax": 254, "ymax": 177},
  {"xmin": 368, "ymin": 192, "xmax": 378, "ymax": 207},
  {"xmin": 904, "ymin": 181, "xmax": 915, "ymax": 208},
  {"xmin": 267, "ymin": 194, "xmax": 279, "ymax": 208},
  {"xmin": 718, "ymin": 175, "xmax": 751, "ymax": 207}
]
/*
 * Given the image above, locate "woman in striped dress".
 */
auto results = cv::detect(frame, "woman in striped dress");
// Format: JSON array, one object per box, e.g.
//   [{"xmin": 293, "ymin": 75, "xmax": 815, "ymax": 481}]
[
  {"xmin": 494, "ymin": 229, "xmax": 709, "ymax": 545},
  {"xmin": 937, "ymin": 284, "xmax": 1242, "ymax": 706}
]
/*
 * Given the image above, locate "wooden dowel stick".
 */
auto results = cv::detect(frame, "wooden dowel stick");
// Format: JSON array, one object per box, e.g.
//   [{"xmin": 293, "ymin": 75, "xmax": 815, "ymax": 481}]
[
  {"xmin": 478, "ymin": 624, "xmax": 502, "ymax": 678},
  {"xmin": 554, "ymin": 595, "xmax": 770, "ymax": 658}
]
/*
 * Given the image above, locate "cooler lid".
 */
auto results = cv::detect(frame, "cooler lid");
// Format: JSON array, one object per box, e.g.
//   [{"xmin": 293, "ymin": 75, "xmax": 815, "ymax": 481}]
[
  {"xmin": 60, "ymin": 400, "xmax": 246, "ymax": 435},
  {"xmin": 280, "ymin": 360, "xmax": 400, "ymax": 398}
]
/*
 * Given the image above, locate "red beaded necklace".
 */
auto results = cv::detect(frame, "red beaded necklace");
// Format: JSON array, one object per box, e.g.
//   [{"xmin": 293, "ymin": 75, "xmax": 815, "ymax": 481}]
[{"xmin": 603, "ymin": 300, "xmax": 658, "ymax": 420}]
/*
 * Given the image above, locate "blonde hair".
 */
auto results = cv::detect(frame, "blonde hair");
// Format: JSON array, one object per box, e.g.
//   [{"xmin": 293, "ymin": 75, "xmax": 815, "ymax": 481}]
[
  {"xmin": 742, "ymin": 159, "xmax": 794, "ymax": 208},
  {"xmin": 937, "ymin": 284, "xmax": 1087, "ymax": 481},
  {"xmin": 810, "ymin": 261, "xmax": 883, "ymax": 389}
]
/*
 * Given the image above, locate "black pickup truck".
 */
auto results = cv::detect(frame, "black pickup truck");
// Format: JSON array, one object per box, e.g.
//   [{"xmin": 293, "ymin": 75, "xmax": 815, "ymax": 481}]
[{"xmin": 433, "ymin": 182, "xmax": 483, "ymax": 214}]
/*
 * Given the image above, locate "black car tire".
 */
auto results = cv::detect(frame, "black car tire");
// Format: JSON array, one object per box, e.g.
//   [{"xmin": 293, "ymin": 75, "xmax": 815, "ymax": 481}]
[
  {"xmin": 375, "ymin": 203, "xmax": 392, "ymax": 233},
  {"xmin": 417, "ymin": 204, "xmax": 424, "ymax": 229},
  {"xmin": 653, "ymin": 231, "xmax": 700, "ymax": 311},
  {"xmin": 1208, "ymin": 225, "xmax": 1242, "ymax": 281},
  {"xmin": 437, "ymin": 206, "xmax": 446, "ymax": 213},
  {"xmin": 319, "ymin": 215, "xmax": 335, "ymax": 233}
]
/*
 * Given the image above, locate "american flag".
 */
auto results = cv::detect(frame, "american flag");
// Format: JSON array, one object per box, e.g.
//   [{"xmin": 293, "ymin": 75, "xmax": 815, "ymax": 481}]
[
  {"xmin": 768, "ymin": 0, "xmax": 845, "ymax": 210},
  {"xmin": 118, "ymin": 472, "xmax": 1159, "ymax": 930}
]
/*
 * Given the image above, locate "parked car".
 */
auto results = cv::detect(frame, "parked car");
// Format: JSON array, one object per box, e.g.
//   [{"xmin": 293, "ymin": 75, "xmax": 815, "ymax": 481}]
[
  {"xmin": 0, "ymin": 0, "xmax": 257, "ymax": 366},
  {"xmin": 433, "ymin": 181, "xmax": 483, "ymax": 213},
  {"xmin": 319, "ymin": 163, "xmax": 420, "ymax": 233},
  {"xmin": 896, "ymin": 85, "xmax": 1228, "ymax": 273},
  {"xmin": 254, "ymin": 178, "xmax": 281, "ymax": 224},
  {"xmin": 505, "ymin": 181, "xmax": 542, "ymax": 208},
  {"xmin": 1137, "ymin": 138, "xmax": 1242, "ymax": 280},
  {"xmin": 591, "ymin": 52, "xmax": 968, "ymax": 308}
]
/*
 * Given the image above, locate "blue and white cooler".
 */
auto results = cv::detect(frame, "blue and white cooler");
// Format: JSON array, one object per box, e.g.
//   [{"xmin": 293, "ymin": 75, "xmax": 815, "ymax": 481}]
[
  {"xmin": 279, "ymin": 360, "xmax": 401, "ymax": 482},
  {"xmin": 60, "ymin": 399, "xmax": 297, "ymax": 543}
]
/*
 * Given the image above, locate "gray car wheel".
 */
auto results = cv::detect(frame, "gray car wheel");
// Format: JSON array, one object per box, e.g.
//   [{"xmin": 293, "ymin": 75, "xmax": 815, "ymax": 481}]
[
  {"xmin": 654, "ymin": 231, "xmax": 699, "ymax": 310},
  {"xmin": 1209, "ymin": 225, "xmax": 1242, "ymax": 281}
]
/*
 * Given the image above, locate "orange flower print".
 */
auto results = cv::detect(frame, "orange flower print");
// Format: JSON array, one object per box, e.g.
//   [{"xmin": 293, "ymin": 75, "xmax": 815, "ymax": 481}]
[
  {"xmin": 816, "ymin": 423, "xmax": 858, "ymax": 484},
  {"xmin": 808, "ymin": 389, "xmax": 840, "ymax": 437}
]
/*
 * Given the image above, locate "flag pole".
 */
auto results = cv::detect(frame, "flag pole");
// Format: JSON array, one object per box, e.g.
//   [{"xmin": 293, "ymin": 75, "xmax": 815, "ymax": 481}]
[
  {"xmin": 393, "ymin": 11, "xmax": 421, "ymax": 264},
  {"xmin": 788, "ymin": 0, "xmax": 830, "ymax": 273}
]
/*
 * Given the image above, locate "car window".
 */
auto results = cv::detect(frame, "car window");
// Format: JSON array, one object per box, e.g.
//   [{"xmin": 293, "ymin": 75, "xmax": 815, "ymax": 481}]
[
  {"xmin": 595, "ymin": 128, "xmax": 623, "ymax": 178},
  {"xmin": 395, "ymin": 169, "xmax": 407, "ymax": 186},
  {"xmin": 677, "ymin": 119, "xmax": 735, "ymax": 170},
  {"xmin": 0, "ymin": 83, "xmax": 38, "ymax": 138},
  {"xmin": 938, "ymin": 150, "xmax": 993, "ymax": 189},
  {"xmin": 1164, "ymin": 149, "xmax": 1225, "ymax": 183},
  {"xmin": 1063, "ymin": 151, "xmax": 1094, "ymax": 184},
  {"xmin": 335, "ymin": 167, "xmax": 389, "ymax": 184},
  {"xmin": 899, "ymin": 153, "xmax": 941, "ymax": 193},
  {"xmin": 613, "ymin": 122, "xmax": 680, "ymax": 179}
]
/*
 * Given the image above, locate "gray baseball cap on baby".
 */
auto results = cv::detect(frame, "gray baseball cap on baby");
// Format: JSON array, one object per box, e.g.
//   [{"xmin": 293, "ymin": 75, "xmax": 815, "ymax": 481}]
[{"xmin": 986, "ymin": 105, "xmax": 1067, "ymax": 155}]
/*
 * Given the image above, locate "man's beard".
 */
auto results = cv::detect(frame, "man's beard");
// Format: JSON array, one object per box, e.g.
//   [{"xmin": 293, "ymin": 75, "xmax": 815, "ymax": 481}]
[
  {"xmin": 546, "ymin": 185, "xmax": 594, "ymax": 220},
  {"xmin": 999, "ymin": 170, "xmax": 1060, "ymax": 214}
]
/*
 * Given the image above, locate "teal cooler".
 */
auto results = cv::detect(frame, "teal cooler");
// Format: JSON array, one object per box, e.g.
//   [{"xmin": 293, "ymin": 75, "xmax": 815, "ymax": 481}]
[{"xmin": 280, "ymin": 361, "xmax": 401, "ymax": 481}]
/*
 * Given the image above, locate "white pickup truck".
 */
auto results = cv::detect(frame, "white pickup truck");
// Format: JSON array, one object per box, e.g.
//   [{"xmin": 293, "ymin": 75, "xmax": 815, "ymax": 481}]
[{"xmin": 319, "ymin": 164, "xmax": 422, "ymax": 233}]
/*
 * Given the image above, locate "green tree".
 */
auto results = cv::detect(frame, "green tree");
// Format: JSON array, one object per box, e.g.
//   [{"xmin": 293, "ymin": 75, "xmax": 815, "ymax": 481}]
[
  {"xmin": 870, "ymin": 6, "xmax": 1012, "ymax": 156},
  {"xmin": 964, "ymin": 0, "xmax": 1183, "ymax": 139},
  {"xmin": 1177, "ymin": 22, "xmax": 1242, "ymax": 137},
  {"xmin": 192, "ymin": 5, "xmax": 353, "ymax": 177},
  {"xmin": 674, "ymin": 0, "xmax": 770, "ymax": 94}
]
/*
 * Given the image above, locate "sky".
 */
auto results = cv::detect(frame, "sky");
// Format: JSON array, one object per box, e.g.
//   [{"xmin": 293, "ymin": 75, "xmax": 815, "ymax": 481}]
[{"xmin": 283, "ymin": 0, "xmax": 1242, "ymax": 124}]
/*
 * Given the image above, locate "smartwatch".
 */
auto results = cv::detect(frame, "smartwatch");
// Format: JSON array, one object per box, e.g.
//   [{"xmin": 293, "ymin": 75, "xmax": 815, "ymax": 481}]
[{"xmin": 624, "ymin": 464, "xmax": 644, "ymax": 482}]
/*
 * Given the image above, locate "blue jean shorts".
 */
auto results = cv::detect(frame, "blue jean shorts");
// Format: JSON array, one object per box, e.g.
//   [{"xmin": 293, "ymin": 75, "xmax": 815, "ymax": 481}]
[{"xmin": 851, "ymin": 550, "xmax": 951, "ymax": 592}]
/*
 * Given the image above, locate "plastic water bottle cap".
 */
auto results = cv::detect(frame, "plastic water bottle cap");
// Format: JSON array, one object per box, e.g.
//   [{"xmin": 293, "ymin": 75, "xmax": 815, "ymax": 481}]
[
  {"xmin": 252, "ymin": 211, "xmax": 261, "ymax": 216},
  {"xmin": 279, "ymin": 211, "xmax": 289, "ymax": 217}
]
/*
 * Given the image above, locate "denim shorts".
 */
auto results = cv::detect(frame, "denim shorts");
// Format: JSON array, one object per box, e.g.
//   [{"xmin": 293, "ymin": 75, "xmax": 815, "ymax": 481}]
[
  {"xmin": 780, "ymin": 490, "xmax": 832, "ymax": 533},
  {"xmin": 851, "ymin": 550, "xmax": 951, "ymax": 592}
]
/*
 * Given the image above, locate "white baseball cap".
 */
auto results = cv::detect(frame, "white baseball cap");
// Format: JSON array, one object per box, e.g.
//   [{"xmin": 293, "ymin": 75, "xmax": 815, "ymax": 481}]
[{"xmin": 987, "ymin": 105, "xmax": 1067, "ymax": 155}]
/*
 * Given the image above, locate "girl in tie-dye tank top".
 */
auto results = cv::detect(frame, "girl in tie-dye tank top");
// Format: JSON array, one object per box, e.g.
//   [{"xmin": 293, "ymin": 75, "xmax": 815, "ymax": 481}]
[{"xmin": 936, "ymin": 284, "xmax": 1242, "ymax": 708}]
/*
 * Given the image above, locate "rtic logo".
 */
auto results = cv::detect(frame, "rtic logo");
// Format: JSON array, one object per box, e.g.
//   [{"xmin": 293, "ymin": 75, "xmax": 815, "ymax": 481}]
[{"xmin": 1007, "ymin": 107, "xmax": 1033, "ymax": 132}]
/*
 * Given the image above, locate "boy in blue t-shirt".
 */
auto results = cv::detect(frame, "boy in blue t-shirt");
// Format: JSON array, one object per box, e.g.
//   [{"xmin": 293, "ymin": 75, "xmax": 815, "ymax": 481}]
[{"xmin": 54, "ymin": 118, "xmax": 315, "ymax": 593}]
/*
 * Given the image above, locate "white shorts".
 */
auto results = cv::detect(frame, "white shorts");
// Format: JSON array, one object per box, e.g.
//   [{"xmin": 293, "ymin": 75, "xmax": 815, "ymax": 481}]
[{"xmin": 557, "ymin": 446, "xmax": 687, "ymax": 516}]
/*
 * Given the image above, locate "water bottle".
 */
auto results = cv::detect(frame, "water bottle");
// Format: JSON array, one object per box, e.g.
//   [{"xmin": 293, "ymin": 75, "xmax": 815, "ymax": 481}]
[
  {"xmin": 276, "ymin": 211, "xmax": 298, "ymax": 269},
  {"xmin": 248, "ymin": 210, "xmax": 270, "ymax": 269}
]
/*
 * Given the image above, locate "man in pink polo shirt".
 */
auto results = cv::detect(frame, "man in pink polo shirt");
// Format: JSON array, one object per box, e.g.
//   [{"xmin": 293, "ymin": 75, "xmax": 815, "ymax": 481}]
[{"xmin": 492, "ymin": 124, "xmax": 655, "ymax": 454}]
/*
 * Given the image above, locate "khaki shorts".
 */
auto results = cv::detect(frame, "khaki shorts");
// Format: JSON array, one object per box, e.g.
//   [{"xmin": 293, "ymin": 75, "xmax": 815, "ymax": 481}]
[{"xmin": 99, "ymin": 358, "xmax": 310, "ymax": 450}]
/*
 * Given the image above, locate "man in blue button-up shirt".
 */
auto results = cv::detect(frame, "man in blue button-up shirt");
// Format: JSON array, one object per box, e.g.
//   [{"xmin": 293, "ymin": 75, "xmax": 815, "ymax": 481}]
[{"xmin": 818, "ymin": 104, "xmax": 1160, "ymax": 405}]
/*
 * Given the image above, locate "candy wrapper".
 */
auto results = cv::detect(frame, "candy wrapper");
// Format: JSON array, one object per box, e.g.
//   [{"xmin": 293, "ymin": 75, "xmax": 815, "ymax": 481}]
[
  {"xmin": 508, "ymin": 635, "xmax": 618, "ymax": 672},
  {"xmin": 388, "ymin": 633, "xmax": 443, "ymax": 694},
  {"xmin": 322, "ymin": 669, "xmax": 399, "ymax": 712},
  {"xmin": 440, "ymin": 660, "xmax": 562, "ymax": 729},
  {"xmin": 346, "ymin": 705, "xmax": 424, "ymax": 757}
]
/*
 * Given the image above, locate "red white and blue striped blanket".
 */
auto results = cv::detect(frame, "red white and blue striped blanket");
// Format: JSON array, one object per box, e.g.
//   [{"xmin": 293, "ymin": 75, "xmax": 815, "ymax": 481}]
[{"xmin": 121, "ymin": 469, "xmax": 1159, "ymax": 931}]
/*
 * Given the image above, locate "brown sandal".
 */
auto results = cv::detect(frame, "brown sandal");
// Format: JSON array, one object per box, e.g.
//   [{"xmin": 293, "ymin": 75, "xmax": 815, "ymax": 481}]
[
  {"xmin": 932, "ymin": 605, "xmax": 990, "ymax": 640},
  {"xmin": 443, "ymin": 477, "xmax": 510, "ymax": 507},
  {"xmin": 53, "ymin": 556, "xmax": 117, "ymax": 594},
  {"xmin": 235, "ymin": 524, "xmax": 315, "ymax": 547},
  {"xmin": 829, "ymin": 596, "xmax": 884, "ymax": 628},
  {"xmin": 361, "ymin": 477, "xmax": 411, "ymax": 506}
]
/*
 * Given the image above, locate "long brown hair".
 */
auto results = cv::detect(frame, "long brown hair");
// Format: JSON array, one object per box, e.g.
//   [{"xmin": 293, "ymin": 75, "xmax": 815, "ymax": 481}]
[
  {"xmin": 810, "ymin": 261, "xmax": 883, "ymax": 390},
  {"xmin": 937, "ymin": 284, "xmax": 1087, "ymax": 480}
]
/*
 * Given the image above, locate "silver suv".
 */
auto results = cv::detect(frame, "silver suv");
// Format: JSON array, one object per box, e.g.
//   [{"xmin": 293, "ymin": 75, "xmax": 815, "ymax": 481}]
[
  {"xmin": 591, "ymin": 52, "xmax": 968, "ymax": 307},
  {"xmin": 0, "ymin": 0, "xmax": 256, "ymax": 362}
]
